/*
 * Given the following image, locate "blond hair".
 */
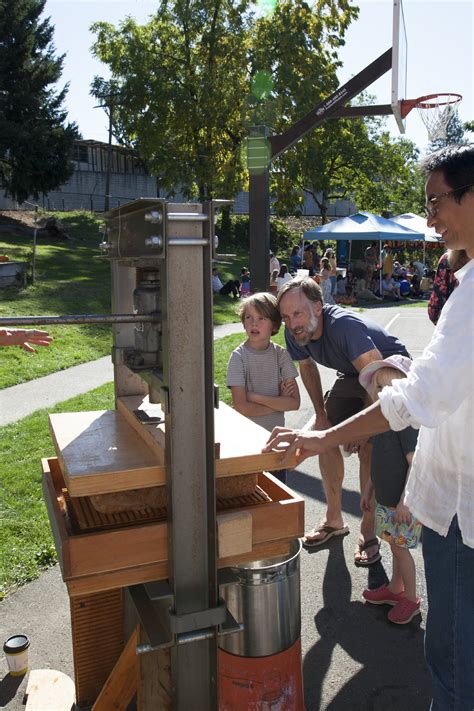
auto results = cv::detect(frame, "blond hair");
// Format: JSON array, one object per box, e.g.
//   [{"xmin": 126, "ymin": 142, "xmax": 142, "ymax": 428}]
[
  {"xmin": 367, "ymin": 367, "xmax": 406, "ymax": 403},
  {"xmin": 238, "ymin": 292, "xmax": 281, "ymax": 335}
]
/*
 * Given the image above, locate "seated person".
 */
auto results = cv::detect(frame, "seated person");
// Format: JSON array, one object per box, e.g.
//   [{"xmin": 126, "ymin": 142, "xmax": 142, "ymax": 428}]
[
  {"xmin": 336, "ymin": 274, "xmax": 347, "ymax": 295},
  {"xmin": 381, "ymin": 273, "xmax": 401, "ymax": 300},
  {"xmin": 398, "ymin": 275, "xmax": 411, "ymax": 298},
  {"xmin": 409, "ymin": 273, "xmax": 423, "ymax": 298},
  {"xmin": 345, "ymin": 270, "xmax": 355, "ymax": 296},
  {"xmin": 353, "ymin": 277, "xmax": 382, "ymax": 302},
  {"xmin": 269, "ymin": 268, "xmax": 279, "ymax": 295},
  {"xmin": 212, "ymin": 268, "xmax": 240, "ymax": 299},
  {"xmin": 409, "ymin": 260, "xmax": 425, "ymax": 278},
  {"xmin": 240, "ymin": 267, "xmax": 251, "ymax": 296},
  {"xmin": 392, "ymin": 261, "xmax": 406, "ymax": 277}
]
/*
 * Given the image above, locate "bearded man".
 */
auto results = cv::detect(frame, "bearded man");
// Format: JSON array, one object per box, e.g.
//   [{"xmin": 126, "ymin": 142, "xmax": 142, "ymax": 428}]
[{"xmin": 277, "ymin": 277, "xmax": 409, "ymax": 565}]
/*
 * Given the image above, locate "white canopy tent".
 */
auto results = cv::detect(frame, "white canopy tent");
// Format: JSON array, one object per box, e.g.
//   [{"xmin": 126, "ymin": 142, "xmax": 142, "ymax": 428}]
[{"xmin": 391, "ymin": 213, "xmax": 443, "ymax": 265}]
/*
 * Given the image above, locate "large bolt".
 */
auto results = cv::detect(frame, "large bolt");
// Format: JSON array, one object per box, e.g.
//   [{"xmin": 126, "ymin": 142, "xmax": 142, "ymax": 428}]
[
  {"xmin": 145, "ymin": 235, "xmax": 163, "ymax": 248},
  {"xmin": 144, "ymin": 211, "xmax": 163, "ymax": 224}
]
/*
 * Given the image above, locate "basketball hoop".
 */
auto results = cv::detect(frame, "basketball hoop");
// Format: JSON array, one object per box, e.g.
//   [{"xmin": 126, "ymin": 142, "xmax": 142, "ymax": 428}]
[{"xmin": 400, "ymin": 93, "xmax": 462, "ymax": 142}]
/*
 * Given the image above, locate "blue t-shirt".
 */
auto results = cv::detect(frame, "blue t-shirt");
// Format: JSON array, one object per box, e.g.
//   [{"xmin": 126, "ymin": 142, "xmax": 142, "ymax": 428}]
[
  {"xmin": 399, "ymin": 279, "xmax": 411, "ymax": 296},
  {"xmin": 285, "ymin": 304, "xmax": 408, "ymax": 375}
]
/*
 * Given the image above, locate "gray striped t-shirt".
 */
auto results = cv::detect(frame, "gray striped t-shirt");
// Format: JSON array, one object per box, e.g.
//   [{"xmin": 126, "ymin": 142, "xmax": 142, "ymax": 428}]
[{"xmin": 226, "ymin": 341, "xmax": 298, "ymax": 431}]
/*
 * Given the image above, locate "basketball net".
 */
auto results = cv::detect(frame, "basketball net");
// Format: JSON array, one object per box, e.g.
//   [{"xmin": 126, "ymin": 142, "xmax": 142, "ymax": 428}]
[{"xmin": 414, "ymin": 93, "xmax": 462, "ymax": 142}]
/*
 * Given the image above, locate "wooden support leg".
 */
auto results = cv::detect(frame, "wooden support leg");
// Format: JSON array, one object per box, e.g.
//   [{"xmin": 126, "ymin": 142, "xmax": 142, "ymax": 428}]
[{"xmin": 91, "ymin": 626, "xmax": 138, "ymax": 711}]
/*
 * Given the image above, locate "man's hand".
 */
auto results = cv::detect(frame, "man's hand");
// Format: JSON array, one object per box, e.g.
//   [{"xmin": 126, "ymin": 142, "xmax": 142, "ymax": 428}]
[{"xmin": 263, "ymin": 425, "xmax": 331, "ymax": 465}]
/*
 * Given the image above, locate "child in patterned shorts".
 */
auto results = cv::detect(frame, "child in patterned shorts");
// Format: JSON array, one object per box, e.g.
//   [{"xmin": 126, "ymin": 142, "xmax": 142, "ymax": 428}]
[{"xmin": 358, "ymin": 354, "xmax": 422, "ymax": 625}]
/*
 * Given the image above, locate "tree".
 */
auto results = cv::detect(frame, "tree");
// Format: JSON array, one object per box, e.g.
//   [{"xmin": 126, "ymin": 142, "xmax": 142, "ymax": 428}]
[
  {"xmin": 91, "ymin": 0, "xmax": 362, "ymax": 203},
  {"xmin": 91, "ymin": 1, "xmax": 253, "ymax": 201},
  {"xmin": 428, "ymin": 109, "xmax": 467, "ymax": 152},
  {"xmin": 0, "ymin": 0, "xmax": 78, "ymax": 202},
  {"xmin": 464, "ymin": 120, "xmax": 474, "ymax": 136},
  {"xmin": 248, "ymin": 0, "xmax": 422, "ymax": 223}
]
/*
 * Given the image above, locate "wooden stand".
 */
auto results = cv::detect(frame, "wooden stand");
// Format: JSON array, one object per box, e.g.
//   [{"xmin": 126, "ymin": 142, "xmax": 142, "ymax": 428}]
[{"xmin": 43, "ymin": 400, "xmax": 304, "ymax": 709}]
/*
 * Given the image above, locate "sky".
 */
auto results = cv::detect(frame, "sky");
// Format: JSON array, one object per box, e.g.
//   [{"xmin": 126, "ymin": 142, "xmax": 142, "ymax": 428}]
[{"xmin": 45, "ymin": 0, "xmax": 473, "ymax": 154}]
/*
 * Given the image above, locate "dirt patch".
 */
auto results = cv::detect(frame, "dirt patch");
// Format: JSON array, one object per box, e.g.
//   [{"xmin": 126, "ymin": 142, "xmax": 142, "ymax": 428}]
[{"xmin": 0, "ymin": 210, "xmax": 39, "ymax": 229}]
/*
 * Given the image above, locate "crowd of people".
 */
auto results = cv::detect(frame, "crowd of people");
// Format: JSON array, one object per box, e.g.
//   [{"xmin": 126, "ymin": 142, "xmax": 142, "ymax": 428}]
[{"xmin": 216, "ymin": 240, "xmax": 438, "ymax": 309}]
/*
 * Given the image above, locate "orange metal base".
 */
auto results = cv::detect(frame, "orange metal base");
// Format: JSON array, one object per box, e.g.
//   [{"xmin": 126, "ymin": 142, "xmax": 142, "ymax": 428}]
[{"xmin": 219, "ymin": 638, "xmax": 305, "ymax": 710}]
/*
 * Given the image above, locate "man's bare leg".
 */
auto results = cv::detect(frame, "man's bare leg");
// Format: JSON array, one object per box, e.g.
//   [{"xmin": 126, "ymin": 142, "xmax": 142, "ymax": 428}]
[
  {"xmin": 304, "ymin": 445, "xmax": 346, "ymax": 543},
  {"xmin": 355, "ymin": 441, "xmax": 379, "ymax": 563}
]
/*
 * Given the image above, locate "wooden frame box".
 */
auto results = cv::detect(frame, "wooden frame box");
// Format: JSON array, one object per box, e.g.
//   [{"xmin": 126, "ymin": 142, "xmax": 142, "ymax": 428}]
[
  {"xmin": 42, "ymin": 458, "xmax": 304, "ymax": 597},
  {"xmin": 48, "ymin": 401, "xmax": 297, "ymax": 497}
]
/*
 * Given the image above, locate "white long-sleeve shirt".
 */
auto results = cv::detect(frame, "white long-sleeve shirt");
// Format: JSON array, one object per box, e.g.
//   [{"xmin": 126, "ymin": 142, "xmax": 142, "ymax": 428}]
[{"xmin": 379, "ymin": 259, "xmax": 474, "ymax": 547}]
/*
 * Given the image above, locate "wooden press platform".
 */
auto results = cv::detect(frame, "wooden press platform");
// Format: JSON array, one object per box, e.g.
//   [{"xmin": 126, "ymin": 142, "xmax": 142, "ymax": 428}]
[{"xmin": 48, "ymin": 398, "xmax": 297, "ymax": 496}]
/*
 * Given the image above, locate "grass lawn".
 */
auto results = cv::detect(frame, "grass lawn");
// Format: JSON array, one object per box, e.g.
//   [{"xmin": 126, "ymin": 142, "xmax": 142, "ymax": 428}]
[{"xmin": 0, "ymin": 212, "xmax": 112, "ymax": 388}]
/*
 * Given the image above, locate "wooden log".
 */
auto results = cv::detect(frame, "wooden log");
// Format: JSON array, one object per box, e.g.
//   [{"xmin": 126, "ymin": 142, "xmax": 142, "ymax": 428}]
[{"xmin": 24, "ymin": 669, "xmax": 75, "ymax": 711}]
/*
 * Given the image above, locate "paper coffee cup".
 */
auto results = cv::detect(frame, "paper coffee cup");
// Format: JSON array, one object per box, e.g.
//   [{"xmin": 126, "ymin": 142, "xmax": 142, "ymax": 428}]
[{"xmin": 3, "ymin": 634, "xmax": 30, "ymax": 676}]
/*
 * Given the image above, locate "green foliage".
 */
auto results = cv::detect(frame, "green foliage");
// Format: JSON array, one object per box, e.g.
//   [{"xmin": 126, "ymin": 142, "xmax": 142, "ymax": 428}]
[
  {"xmin": 91, "ymin": 1, "xmax": 252, "ymax": 201},
  {"xmin": 0, "ymin": 0, "xmax": 79, "ymax": 201},
  {"xmin": 0, "ymin": 211, "xmax": 112, "ymax": 387},
  {"xmin": 464, "ymin": 120, "xmax": 474, "ymax": 135},
  {"xmin": 269, "ymin": 81, "xmax": 425, "ymax": 221},
  {"xmin": 216, "ymin": 212, "xmax": 300, "ymax": 253}
]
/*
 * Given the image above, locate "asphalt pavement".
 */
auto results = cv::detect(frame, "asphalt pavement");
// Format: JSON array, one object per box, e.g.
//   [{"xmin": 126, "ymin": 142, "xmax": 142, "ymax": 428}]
[{"xmin": 0, "ymin": 307, "xmax": 435, "ymax": 710}]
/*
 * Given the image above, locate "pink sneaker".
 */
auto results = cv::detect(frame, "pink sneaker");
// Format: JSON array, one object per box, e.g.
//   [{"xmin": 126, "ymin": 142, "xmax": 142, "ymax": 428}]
[
  {"xmin": 388, "ymin": 597, "xmax": 421, "ymax": 624},
  {"xmin": 362, "ymin": 585, "xmax": 405, "ymax": 606}
]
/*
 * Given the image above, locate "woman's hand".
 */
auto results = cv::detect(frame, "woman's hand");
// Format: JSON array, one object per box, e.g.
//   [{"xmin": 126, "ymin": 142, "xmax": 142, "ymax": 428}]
[{"xmin": 262, "ymin": 426, "xmax": 331, "ymax": 465}]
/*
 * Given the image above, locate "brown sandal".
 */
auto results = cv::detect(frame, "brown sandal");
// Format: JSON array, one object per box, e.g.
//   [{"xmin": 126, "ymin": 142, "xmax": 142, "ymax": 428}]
[
  {"xmin": 354, "ymin": 537, "xmax": 381, "ymax": 567},
  {"xmin": 303, "ymin": 524, "xmax": 349, "ymax": 548}
]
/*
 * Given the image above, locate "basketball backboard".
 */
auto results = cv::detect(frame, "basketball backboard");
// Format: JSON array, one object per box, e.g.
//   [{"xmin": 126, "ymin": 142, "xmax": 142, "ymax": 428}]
[{"xmin": 391, "ymin": 0, "xmax": 408, "ymax": 133}]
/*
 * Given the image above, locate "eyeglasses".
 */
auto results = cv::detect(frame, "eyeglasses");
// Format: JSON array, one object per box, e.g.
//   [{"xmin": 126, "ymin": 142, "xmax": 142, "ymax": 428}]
[{"xmin": 424, "ymin": 183, "xmax": 474, "ymax": 217}]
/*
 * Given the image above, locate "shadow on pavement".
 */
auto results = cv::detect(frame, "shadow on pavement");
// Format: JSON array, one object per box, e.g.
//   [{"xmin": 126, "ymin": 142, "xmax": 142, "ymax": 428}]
[
  {"xmin": 287, "ymin": 469, "xmax": 362, "ymax": 519},
  {"xmin": 302, "ymin": 537, "xmax": 431, "ymax": 711},
  {"xmin": 0, "ymin": 673, "xmax": 25, "ymax": 706}
]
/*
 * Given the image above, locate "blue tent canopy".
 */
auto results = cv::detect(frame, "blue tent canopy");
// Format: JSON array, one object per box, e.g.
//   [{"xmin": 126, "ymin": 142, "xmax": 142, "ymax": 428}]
[
  {"xmin": 302, "ymin": 212, "xmax": 427, "ymax": 295},
  {"xmin": 303, "ymin": 211, "xmax": 426, "ymax": 241}
]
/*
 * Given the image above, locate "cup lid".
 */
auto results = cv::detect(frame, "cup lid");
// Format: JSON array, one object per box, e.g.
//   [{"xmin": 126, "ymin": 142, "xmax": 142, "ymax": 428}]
[{"xmin": 3, "ymin": 634, "xmax": 30, "ymax": 654}]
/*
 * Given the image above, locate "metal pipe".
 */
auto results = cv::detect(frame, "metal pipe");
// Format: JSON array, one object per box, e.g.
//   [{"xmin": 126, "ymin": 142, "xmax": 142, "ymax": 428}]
[
  {"xmin": 167, "ymin": 213, "xmax": 209, "ymax": 222},
  {"xmin": 136, "ymin": 629, "xmax": 216, "ymax": 655},
  {"xmin": 0, "ymin": 313, "xmax": 160, "ymax": 327},
  {"xmin": 168, "ymin": 238, "xmax": 210, "ymax": 246}
]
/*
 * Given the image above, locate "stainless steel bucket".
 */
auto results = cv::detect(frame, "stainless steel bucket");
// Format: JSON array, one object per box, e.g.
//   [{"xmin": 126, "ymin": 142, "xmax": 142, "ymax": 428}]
[{"xmin": 219, "ymin": 539, "xmax": 302, "ymax": 657}]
